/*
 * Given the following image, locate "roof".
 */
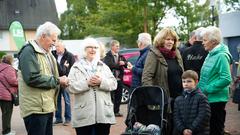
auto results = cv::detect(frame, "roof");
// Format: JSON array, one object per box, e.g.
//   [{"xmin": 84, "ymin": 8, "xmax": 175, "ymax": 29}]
[{"xmin": 0, "ymin": 0, "xmax": 59, "ymax": 30}]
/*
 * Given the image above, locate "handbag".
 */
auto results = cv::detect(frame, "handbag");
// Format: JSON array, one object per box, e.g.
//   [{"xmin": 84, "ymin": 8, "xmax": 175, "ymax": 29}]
[
  {"xmin": 233, "ymin": 84, "xmax": 240, "ymax": 104},
  {"xmin": 0, "ymin": 66, "xmax": 19, "ymax": 106}
]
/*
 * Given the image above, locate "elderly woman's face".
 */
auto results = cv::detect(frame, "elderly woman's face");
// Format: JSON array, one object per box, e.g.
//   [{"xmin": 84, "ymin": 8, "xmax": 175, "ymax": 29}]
[
  {"xmin": 163, "ymin": 36, "xmax": 175, "ymax": 50},
  {"xmin": 85, "ymin": 45, "xmax": 99, "ymax": 60},
  {"xmin": 203, "ymin": 34, "xmax": 215, "ymax": 51}
]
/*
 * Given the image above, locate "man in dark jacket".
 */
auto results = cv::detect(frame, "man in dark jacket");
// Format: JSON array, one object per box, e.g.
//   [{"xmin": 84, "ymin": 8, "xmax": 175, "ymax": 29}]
[
  {"xmin": 104, "ymin": 40, "xmax": 128, "ymax": 117},
  {"xmin": 52, "ymin": 40, "xmax": 75, "ymax": 125},
  {"xmin": 128, "ymin": 33, "xmax": 151, "ymax": 92},
  {"xmin": 174, "ymin": 70, "xmax": 211, "ymax": 135},
  {"xmin": 179, "ymin": 30, "xmax": 196, "ymax": 55},
  {"xmin": 182, "ymin": 27, "xmax": 208, "ymax": 76}
]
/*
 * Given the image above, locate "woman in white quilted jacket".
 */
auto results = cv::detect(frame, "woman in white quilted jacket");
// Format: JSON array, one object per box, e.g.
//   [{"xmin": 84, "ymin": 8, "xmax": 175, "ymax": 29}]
[{"xmin": 68, "ymin": 37, "xmax": 117, "ymax": 135}]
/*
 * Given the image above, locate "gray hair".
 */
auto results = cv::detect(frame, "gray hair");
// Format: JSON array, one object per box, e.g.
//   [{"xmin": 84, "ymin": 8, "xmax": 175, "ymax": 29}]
[
  {"xmin": 35, "ymin": 22, "xmax": 61, "ymax": 39},
  {"xmin": 202, "ymin": 26, "xmax": 222, "ymax": 43},
  {"xmin": 110, "ymin": 40, "xmax": 120, "ymax": 47},
  {"xmin": 138, "ymin": 33, "xmax": 152, "ymax": 46},
  {"xmin": 190, "ymin": 30, "xmax": 196, "ymax": 38},
  {"xmin": 195, "ymin": 27, "xmax": 206, "ymax": 41}
]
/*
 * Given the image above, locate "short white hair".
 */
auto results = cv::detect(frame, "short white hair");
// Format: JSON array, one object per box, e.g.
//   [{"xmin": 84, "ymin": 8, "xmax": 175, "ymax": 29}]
[
  {"xmin": 202, "ymin": 26, "xmax": 222, "ymax": 43},
  {"xmin": 35, "ymin": 22, "xmax": 61, "ymax": 39},
  {"xmin": 195, "ymin": 27, "xmax": 206, "ymax": 41},
  {"xmin": 138, "ymin": 33, "xmax": 152, "ymax": 46},
  {"xmin": 82, "ymin": 37, "xmax": 100, "ymax": 60}
]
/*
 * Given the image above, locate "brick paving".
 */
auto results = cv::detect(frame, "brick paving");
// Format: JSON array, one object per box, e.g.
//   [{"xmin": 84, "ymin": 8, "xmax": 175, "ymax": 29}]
[{"xmin": 0, "ymin": 100, "xmax": 239, "ymax": 135}]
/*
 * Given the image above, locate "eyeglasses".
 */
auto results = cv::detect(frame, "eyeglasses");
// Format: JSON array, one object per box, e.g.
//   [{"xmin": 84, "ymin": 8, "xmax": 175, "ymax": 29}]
[{"xmin": 86, "ymin": 46, "xmax": 98, "ymax": 49}]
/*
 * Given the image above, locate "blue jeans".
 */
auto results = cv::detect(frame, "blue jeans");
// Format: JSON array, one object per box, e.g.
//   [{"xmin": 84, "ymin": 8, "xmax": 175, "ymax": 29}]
[
  {"xmin": 24, "ymin": 113, "xmax": 53, "ymax": 135},
  {"xmin": 55, "ymin": 87, "xmax": 71, "ymax": 122}
]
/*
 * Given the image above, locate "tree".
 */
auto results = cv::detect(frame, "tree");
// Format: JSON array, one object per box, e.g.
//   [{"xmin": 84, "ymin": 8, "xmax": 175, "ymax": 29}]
[{"xmin": 59, "ymin": 0, "xmax": 214, "ymax": 47}]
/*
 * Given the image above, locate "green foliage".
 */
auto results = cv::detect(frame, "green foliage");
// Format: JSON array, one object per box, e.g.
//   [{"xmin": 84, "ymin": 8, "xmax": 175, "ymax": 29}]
[
  {"xmin": 0, "ymin": 52, "xmax": 7, "ymax": 60},
  {"xmin": 59, "ymin": 0, "xmax": 214, "ymax": 47}
]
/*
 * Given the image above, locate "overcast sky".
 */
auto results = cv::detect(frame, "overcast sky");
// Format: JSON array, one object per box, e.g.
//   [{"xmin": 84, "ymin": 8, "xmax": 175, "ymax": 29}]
[{"xmin": 55, "ymin": 0, "xmax": 67, "ymax": 15}]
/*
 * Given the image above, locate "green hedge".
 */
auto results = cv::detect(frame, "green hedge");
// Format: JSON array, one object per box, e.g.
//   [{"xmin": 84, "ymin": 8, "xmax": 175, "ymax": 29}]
[{"xmin": 0, "ymin": 52, "xmax": 7, "ymax": 60}]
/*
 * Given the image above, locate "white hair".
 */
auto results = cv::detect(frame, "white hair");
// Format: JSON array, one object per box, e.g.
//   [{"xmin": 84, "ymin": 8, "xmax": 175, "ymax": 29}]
[
  {"xmin": 35, "ymin": 22, "xmax": 61, "ymax": 39},
  {"xmin": 138, "ymin": 33, "xmax": 152, "ymax": 46},
  {"xmin": 195, "ymin": 27, "xmax": 206, "ymax": 41},
  {"xmin": 82, "ymin": 37, "xmax": 100, "ymax": 60},
  {"xmin": 202, "ymin": 26, "xmax": 222, "ymax": 43}
]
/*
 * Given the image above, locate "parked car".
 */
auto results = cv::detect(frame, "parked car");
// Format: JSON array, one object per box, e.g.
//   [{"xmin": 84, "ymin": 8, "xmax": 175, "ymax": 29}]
[{"xmin": 119, "ymin": 48, "xmax": 140, "ymax": 104}]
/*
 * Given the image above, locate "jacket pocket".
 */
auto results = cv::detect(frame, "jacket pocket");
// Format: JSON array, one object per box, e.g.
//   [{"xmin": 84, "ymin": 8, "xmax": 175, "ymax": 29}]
[
  {"xmin": 104, "ymin": 100, "xmax": 114, "ymax": 117},
  {"xmin": 74, "ymin": 102, "xmax": 87, "ymax": 121}
]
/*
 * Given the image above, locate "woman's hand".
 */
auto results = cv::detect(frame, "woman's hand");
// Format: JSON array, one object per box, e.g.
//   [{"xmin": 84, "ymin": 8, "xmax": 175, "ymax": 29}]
[{"xmin": 88, "ymin": 75, "xmax": 102, "ymax": 87}]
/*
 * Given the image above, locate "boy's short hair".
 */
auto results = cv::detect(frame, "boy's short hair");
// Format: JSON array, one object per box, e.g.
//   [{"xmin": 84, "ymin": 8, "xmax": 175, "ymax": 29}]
[{"xmin": 182, "ymin": 70, "xmax": 198, "ymax": 81}]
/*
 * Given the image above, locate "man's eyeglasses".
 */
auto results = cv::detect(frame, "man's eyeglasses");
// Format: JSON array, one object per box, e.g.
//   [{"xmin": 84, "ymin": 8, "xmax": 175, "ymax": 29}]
[{"xmin": 86, "ymin": 46, "xmax": 99, "ymax": 49}]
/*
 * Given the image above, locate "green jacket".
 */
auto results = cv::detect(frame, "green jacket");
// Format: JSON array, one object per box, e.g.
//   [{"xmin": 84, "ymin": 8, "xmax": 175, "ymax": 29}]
[
  {"xmin": 18, "ymin": 40, "xmax": 59, "ymax": 118},
  {"xmin": 197, "ymin": 43, "xmax": 232, "ymax": 103}
]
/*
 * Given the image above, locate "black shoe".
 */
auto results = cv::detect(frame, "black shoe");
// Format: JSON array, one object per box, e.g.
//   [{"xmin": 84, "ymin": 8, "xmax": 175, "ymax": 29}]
[
  {"xmin": 115, "ymin": 112, "xmax": 123, "ymax": 117},
  {"xmin": 53, "ymin": 120, "xmax": 63, "ymax": 125}
]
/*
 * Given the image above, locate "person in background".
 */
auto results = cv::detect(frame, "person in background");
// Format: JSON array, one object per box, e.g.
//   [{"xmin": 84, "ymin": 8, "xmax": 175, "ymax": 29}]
[
  {"xmin": 197, "ymin": 26, "xmax": 232, "ymax": 135},
  {"xmin": 18, "ymin": 22, "xmax": 69, "ymax": 135},
  {"xmin": 127, "ymin": 33, "xmax": 152, "ymax": 92},
  {"xmin": 99, "ymin": 41, "xmax": 106, "ymax": 60},
  {"xmin": 178, "ymin": 30, "xmax": 196, "ymax": 54},
  {"xmin": 68, "ymin": 38, "xmax": 117, "ymax": 135},
  {"xmin": 182, "ymin": 27, "xmax": 208, "ymax": 76},
  {"xmin": 142, "ymin": 27, "xmax": 184, "ymax": 134},
  {"xmin": 0, "ymin": 55, "xmax": 18, "ymax": 135},
  {"xmin": 52, "ymin": 40, "xmax": 75, "ymax": 126},
  {"xmin": 173, "ymin": 70, "xmax": 211, "ymax": 135},
  {"xmin": 104, "ymin": 40, "xmax": 128, "ymax": 117}
]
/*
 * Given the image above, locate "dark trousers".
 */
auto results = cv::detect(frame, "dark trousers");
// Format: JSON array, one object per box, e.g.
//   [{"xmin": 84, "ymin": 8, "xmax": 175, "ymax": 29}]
[
  {"xmin": 111, "ymin": 80, "xmax": 123, "ymax": 113},
  {"xmin": 75, "ymin": 123, "xmax": 111, "ymax": 135},
  {"xmin": 210, "ymin": 102, "xmax": 227, "ymax": 135},
  {"xmin": 0, "ymin": 100, "xmax": 13, "ymax": 134},
  {"xmin": 55, "ymin": 87, "xmax": 71, "ymax": 122},
  {"xmin": 23, "ymin": 112, "xmax": 53, "ymax": 135}
]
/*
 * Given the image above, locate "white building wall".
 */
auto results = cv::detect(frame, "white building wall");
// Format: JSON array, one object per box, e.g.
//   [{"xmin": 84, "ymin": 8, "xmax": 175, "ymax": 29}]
[{"xmin": 219, "ymin": 12, "xmax": 240, "ymax": 38}]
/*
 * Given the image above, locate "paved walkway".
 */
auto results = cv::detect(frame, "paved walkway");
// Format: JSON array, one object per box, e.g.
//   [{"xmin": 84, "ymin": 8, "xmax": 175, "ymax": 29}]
[{"xmin": 0, "ymin": 101, "xmax": 239, "ymax": 135}]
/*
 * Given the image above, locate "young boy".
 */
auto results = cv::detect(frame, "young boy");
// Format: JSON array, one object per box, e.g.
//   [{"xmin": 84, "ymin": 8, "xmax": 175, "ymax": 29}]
[{"xmin": 173, "ymin": 70, "xmax": 211, "ymax": 135}]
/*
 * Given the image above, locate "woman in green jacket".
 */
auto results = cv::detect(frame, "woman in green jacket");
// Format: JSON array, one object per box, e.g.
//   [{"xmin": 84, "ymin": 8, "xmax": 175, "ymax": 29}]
[{"xmin": 197, "ymin": 26, "xmax": 232, "ymax": 135}]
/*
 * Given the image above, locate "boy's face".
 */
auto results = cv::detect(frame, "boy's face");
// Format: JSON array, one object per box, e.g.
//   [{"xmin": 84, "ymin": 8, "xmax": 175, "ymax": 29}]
[{"xmin": 182, "ymin": 78, "xmax": 197, "ymax": 91}]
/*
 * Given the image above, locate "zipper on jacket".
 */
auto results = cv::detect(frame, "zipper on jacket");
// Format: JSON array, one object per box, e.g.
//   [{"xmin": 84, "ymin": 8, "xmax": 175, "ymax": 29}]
[{"xmin": 93, "ymin": 89, "xmax": 97, "ymax": 123}]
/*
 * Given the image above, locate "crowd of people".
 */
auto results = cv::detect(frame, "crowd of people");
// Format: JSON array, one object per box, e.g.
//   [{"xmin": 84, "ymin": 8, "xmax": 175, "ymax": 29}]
[{"xmin": 0, "ymin": 21, "xmax": 237, "ymax": 135}]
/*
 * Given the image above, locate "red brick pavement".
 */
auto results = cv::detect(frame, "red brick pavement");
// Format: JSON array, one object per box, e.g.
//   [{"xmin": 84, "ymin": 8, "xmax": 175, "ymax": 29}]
[{"xmin": 0, "ymin": 101, "xmax": 239, "ymax": 135}]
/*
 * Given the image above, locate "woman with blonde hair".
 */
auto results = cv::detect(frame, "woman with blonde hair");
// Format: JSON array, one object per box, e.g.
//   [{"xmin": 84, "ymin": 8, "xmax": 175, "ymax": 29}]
[
  {"xmin": 142, "ymin": 27, "xmax": 184, "ymax": 134},
  {"xmin": 68, "ymin": 38, "xmax": 117, "ymax": 135}
]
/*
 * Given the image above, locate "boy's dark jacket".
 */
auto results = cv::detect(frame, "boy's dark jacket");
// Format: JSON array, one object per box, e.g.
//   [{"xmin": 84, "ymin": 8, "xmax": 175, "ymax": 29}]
[{"xmin": 173, "ymin": 89, "xmax": 211, "ymax": 135}]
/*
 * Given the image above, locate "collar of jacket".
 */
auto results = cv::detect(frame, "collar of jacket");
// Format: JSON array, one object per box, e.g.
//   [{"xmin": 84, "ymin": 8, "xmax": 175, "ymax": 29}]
[
  {"xmin": 29, "ymin": 40, "xmax": 47, "ymax": 54},
  {"xmin": 140, "ymin": 45, "xmax": 150, "ymax": 55}
]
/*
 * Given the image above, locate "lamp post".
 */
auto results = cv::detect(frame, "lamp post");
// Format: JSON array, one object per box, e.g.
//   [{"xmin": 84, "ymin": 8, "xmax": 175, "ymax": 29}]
[{"xmin": 210, "ymin": 0, "xmax": 215, "ymax": 26}]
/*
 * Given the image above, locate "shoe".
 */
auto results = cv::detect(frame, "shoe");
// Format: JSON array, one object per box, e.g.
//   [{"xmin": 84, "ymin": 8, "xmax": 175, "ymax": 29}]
[
  {"xmin": 114, "ymin": 112, "xmax": 123, "ymax": 117},
  {"xmin": 53, "ymin": 120, "xmax": 63, "ymax": 125},
  {"xmin": 63, "ymin": 120, "xmax": 71, "ymax": 126},
  {"xmin": 224, "ymin": 130, "xmax": 231, "ymax": 135},
  {"xmin": 3, "ymin": 131, "xmax": 16, "ymax": 135}
]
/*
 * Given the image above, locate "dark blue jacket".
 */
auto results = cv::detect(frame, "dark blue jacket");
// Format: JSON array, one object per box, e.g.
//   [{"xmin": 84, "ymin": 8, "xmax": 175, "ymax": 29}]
[
  {"xmin": 131, "ymin": 46, "xmax": 150, "ymax": 89},
  {"xmin": 173, "ymin": 89, "xmax": 211, "ymax": 135}
]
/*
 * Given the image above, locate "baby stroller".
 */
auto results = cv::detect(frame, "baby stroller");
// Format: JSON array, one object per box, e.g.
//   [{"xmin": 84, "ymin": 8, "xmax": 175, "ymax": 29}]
[{"xmin": 122, "ymin": 86, "xmax": 169, "ymax": 135}]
